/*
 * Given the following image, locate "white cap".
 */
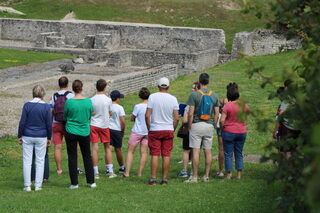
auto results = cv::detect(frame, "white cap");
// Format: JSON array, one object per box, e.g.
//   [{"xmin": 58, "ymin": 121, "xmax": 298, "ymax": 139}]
[{"xmin": 158, "ymin": 77, "xmax": 170, "ymax": 88}]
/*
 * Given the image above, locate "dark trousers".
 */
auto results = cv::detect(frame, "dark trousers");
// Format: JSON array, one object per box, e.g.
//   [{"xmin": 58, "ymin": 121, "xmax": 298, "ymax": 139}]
[
  {"xmin": 31, "ymin": 147, "xmax": 49, "ymax": 181},
  {"xmin": 65, "ymin": 132, "xmax": 94, "ymax": 185}
]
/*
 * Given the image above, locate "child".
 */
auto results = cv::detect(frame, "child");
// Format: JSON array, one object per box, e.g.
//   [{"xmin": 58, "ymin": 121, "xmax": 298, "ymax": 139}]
[
  {"xmin": 123, "ymin": 88, "xmax": 150, "ymax": 177},
  {"xmin": 178, "ymin": 82, "xmax": 199, "ymax": 178},
  {"xmin": 109, "ymin": 90, "xmax": 126, "ymax": 175}
]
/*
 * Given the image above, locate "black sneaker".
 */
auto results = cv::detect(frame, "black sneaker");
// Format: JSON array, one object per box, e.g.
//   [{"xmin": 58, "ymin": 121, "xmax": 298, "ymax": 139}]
[
  {"xmin": 119, "ymin": 167, "xmax": 125, "ymax": 174},
  {"xmin": 160, "ymin": 179, "xmax": 168, "ymax": 185},
  {"xmin": 77, "ymin": 168, "xmax": 84, "ymax": 175}
]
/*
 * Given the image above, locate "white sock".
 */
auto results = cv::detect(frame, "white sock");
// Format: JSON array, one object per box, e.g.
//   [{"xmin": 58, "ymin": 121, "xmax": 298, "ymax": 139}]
[
  {"xmin": 106, "ymin": 164, "xmax": 114, "ymax": 173},
  {"xmin": 93, "ymin": 166, "xmax": 99, "ymax": 175}
]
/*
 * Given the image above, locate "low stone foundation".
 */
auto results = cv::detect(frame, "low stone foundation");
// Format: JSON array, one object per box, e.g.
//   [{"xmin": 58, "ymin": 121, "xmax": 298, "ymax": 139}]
[{"xmin": 231, "ymin": 29, "xmax": 302, "ymax": 58}]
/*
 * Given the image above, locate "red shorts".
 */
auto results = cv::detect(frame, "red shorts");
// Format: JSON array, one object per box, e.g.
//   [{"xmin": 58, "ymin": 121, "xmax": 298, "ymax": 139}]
[
  {"xmin": 148, "ymin": 130, "xmax": 174, "ymax": 157},
  {"xmin": 90, "ymin": 126, "xmax": 110, "ymax": 143},
  {"xmin": 52, "ymin": 122, "xmax": 65, "ymax": 145}
]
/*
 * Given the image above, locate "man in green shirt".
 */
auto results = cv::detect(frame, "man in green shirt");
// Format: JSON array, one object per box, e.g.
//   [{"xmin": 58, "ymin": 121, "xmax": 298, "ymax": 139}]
[{"xmin": 185, "ymin": 73, "xmax": 219, "ymax": 183}]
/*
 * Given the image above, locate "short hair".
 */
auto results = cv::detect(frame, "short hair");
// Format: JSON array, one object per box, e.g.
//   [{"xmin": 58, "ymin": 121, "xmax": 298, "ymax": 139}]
[
  {"xmin": 199, "ymin": 73, "xmax": 209, "ymax": 85},
  {"xmin": 32, "ymin": 85, "xmax": 46, "ymax": 99},
  {"xmin": 72, "ymin": 80, "xmax": 83, "ymax": 94},
  {"xmin": 96, "ymin": 79, "xmax": 107, "ymax": 92},
  {"xmin": 139, "ymin": 87, "xmax": 150, "ymax": 100},
  {"xmin": 193, "ymin": 82, "xmax": 200, "ymax": 90},
  {"xmin": 58, "ymin": 76, "xmax": 69, "ymax": 88},
  {"xmin": 226, "ymin": 82, "xmax": 240, "ymax": 101}
]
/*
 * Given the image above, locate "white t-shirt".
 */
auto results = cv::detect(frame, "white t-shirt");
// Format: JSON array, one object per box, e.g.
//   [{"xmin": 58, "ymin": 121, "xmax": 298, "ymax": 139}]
[
  {"xmin": 109, "ymin": 103, "xmax": 126, "ymax": 131},
  {"xmin": 131, "ymin": 103, "xmax": 148, "ymax": 135},
  {"xmin": 90, "ymin": 94, "xmax": 112, "ymax": 128},
  {"xmin": 50, "ymin": 90, "xmax": 74, "ymax": 123},
  {"xmin": 147, "ymin": 92, "xmax": 179, "ymax": 131}
]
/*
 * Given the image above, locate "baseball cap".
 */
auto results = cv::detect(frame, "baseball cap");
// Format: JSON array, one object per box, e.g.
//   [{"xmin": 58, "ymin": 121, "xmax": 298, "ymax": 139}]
[
  {"xmin": 158, "ymin": 77, "xmax": 170, "ymax": 88},
  {"xmin": 110, "ymin": 90, "xmax": 124, "ymax": 99}
]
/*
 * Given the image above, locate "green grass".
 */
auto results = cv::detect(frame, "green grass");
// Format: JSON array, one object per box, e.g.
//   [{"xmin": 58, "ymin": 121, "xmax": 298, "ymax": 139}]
[
  {"xmin": 0, "ymin": 136, "xmax": 279, "ymax": 213},
  {"xmin": 0, "ymin": 48, "xmax": 73, "ymax": 69},
  {"xmin": 122, "ymin": 50, "xmax": 300, "ymax": 155},
  {"xmin": 0, "ymin": 0, "xmax": 273, "ymax": 50},
  {"xmin": 0, "ymin": 50, "xmax": 298, "ymax": 212}
]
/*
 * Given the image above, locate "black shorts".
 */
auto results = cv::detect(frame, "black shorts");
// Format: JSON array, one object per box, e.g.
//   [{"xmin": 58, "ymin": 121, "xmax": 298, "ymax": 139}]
[
  {"xmin": 182, "ymin": 133, "xmax": 191, "ymax": 150},
  {"xmin": 276, "ymin": 123, "xmax": 300, "ymax": 152},
  {"xmin": 110, "ymin": 129, "xmax": 123, "ymax": 148}
]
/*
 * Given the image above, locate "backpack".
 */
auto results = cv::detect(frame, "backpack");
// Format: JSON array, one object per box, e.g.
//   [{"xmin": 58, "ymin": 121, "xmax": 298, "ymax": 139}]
[
  {"xmin": 53, "ymin": 91, "xmax": 71, "ymax": 122},
  {"xmin": 197, "ymin": 90, "xmax": 214, "ymax": 121}
]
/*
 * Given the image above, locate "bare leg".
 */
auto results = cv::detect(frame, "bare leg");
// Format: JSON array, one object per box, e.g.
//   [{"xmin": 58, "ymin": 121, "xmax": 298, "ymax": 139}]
[
  {"xmin": 162, "ymin": 156, "xmax": 170, "ymax": 179},
  {"xmin": 91, "ymin": 143, "xmax": 99, "ymax": 167},
  {"xmin": 218, "ymin": 136, "xmax": 224, "ymax": 173},
  {"xmin": 237, "ymin": 170, "xmax": 242, "ymax": 179},
  {"xmin": 137, "ymin": 144, "xmax": 148, "ymax": 176},
  {"xmin": 104, "ymin": 143, "xmax": 112, "ymax": 165},
  {"xmin": 204, "ymin": 149, "xmax": 212, "ymax": 178},
  {"xmin": 192, "ymin": 148, "xmax": 200, "ymax": 179},
  {"xmin": 115, "ymin": 147, "xmax": 124, "ymax": 167},
  {"xmin": 124, "ymin": 144, "xmax": 136, "ymax": 177},
  {"xmin": 151, "ymin": 156, "xmax": 159, "ymax": 179},
  {"xmin": 183, "ymin": 150, "xmax": 191, "ymax": 171},
  {"xmin": 54, "ymin": 144, "xmax": 62, "ymax": 171}
]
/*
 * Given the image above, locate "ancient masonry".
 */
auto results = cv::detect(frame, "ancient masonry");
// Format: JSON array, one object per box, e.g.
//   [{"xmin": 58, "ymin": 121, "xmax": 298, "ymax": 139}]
[{"xmin": 0, "ymin": 18, "xmax": 301, "ymax": 137}]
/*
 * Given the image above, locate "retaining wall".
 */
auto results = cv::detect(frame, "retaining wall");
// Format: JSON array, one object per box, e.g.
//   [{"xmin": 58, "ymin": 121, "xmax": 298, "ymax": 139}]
[
  {"xmin": 107, "ymin": 64, "xmax": 178, "ymax": 95},
  {"xmin": 231, "ymin": 29, "xmax": 302, "ymax": 58},
  {"xmin": 0, "ymin": 18, "xmax": 226, "ymax": 53}
]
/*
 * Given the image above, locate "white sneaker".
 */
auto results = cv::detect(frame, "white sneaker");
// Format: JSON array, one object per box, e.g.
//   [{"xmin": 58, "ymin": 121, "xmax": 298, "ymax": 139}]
[
  {"xmin": 201, "ymin": 176, "xmax": 209, "ymax": 182},
  {"xmin": 69, "ymin": 184, "xmax": 79, "ymax": 189},
  {"xmin": 89, "ymin": 183, "xmax": 97, "ymax": 188},
  {"xmin": 184, "ymin": 177, "xmax": 198, "ymax": 183},
  {"xmin": 23, "ymin": 186, "xmax": 31, "ymax": 192},
  {"xmin": 94, "ymin": 174, "xmax": 100, "ymax": 179},
  {"xmin": 108, "ymin": 173, "xmax": 117, "ymax": 178},
  {"xmin": 35, "ymin": 186, "xmax": 42, "ymax": 191}
]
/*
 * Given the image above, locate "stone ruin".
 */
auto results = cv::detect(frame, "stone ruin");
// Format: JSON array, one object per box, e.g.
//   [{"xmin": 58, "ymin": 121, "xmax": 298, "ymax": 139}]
[{"xmin": 0, "ymin": 18, "xmax": 302, "ymax": 137}]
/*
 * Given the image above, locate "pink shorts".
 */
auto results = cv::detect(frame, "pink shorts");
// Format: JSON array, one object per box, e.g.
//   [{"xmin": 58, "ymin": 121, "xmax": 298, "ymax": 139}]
[
  {"xmin": 90, "ymin": 126, "xmax": 110, "ymax": 143},
  {"xmin": 52, "ymin": 122, "xmax": 65, "ymax": 145},
  {"xmin": 148, "ymin": 130, "xmax": 174, "ymax": 157},
  {"xmin": 128, "ymin": 132, "xmax": 148, "ymax": 146}
]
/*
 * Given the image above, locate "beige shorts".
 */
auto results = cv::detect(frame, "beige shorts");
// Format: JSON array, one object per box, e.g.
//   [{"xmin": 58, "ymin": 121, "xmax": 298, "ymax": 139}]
[{"xmin": 189, "ymin": 122, "xmax": 214, "ymax": 149}]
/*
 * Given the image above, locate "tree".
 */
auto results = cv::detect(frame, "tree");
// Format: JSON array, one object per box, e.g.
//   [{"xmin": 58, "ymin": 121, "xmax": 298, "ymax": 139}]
[{"xmin": 244, "ymin": 0, "xmax": 320, "ymax": 212}]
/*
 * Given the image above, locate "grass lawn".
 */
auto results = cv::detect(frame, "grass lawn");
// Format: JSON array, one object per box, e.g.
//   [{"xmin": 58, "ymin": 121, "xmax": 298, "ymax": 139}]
[
  {"xmin": 0, "ymin": 48, "xmax": 73, "ymax": 69},
  {"xmin": 0, "ymin": 0, "xmax": 272, "ymax": 50},
  {"xmin": 0, "ymin": 50, "xmax": 300, "ymax": 212},
  {"xmin": 0, "ymin": 137, "xmax": 279, "ymax": 213}
]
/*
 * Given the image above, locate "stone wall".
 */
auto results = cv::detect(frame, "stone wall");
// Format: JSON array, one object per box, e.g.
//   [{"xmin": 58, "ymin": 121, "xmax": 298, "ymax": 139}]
[
  {"xmin": 0, "ymin": 18, "xmax": 226, "ymax": 53},
  {"xmin": 107, "ymin": 64, "xmax": 178, "ymax": 95},
  {"xmin": 231, "ymin": 29, "xmax": 302, "ymax": 58}
]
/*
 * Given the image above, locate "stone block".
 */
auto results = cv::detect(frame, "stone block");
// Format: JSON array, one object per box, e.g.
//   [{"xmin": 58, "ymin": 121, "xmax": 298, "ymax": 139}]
[
  {"xmin": 77, "ymin": 35, "xmax": 95, "ymax": 49},
  {"xmin": 46, "ymin": 36, "xmax": 65, "ymax": 48},
  {"xmin": 35, "ymin": 32, "xmax": 59, "ymax": 48}
]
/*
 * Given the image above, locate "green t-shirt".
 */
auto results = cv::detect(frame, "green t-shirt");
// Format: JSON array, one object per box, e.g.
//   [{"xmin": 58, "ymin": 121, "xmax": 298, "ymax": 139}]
[
  {"xmin": 186, "ymin": 88, "xmax": 219, "ymax": 125},
  {"xmin": 64, "ymin": 98, "xmax": 92, "ymax": 136}
]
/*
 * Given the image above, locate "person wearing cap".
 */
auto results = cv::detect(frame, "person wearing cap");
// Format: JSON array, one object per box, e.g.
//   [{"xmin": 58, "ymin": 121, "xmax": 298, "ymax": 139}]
[
  {"xmin": 108, "ymin": 90, "xmax": 126, "ymax": 176},
  {"xmin": 145, "ymin": 77, "xmax": 179, "ymax": 185}
]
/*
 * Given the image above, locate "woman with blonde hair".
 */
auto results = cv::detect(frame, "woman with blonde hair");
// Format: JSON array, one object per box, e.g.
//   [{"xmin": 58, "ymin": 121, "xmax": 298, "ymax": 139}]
[{"xmin": 18, "ymin": 85, "xmax": 52, "ymax": 191}]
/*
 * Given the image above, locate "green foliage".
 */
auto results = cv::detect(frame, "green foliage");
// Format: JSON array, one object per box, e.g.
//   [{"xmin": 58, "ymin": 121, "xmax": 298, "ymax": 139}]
[{"xmin": 243, "ymin": 0, "xmax": 320, "ymax": 212}]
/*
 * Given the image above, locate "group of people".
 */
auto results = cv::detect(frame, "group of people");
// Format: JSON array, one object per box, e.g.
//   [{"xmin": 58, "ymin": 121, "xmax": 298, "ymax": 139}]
[{"xmin": 18, "ymin": 72, "xmax": 249, "ymax": 191}]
